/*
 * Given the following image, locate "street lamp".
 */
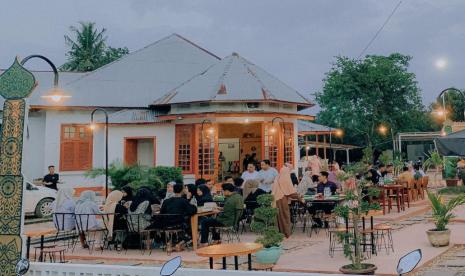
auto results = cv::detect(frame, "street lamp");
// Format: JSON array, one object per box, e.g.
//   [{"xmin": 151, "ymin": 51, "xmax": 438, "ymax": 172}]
[
  {"xmin": 271, "ymin": 117, "xmax": 284, "ymax": 133},
  {"xmin": 20, "ymin": 55, "xmax": 71, "ymax": 103},
  {"xmin": 200, "ymin": 119, "xmax": 213, "ymax": 179},
  {"xmin": 435, "ymin": 87, "xmax": 465, "ymax": 121},
  {"xmin": 378, "ymin": 124, "xmax": 388, "ymax": 136},
  {"xmin": 90, "ymin": 108, "xmax": 109, "ymax": 198}
]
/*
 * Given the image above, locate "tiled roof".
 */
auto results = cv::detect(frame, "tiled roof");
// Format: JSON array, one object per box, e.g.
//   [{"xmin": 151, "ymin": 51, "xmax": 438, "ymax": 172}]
[{"xmin": 153, "ymin": 53, "xmax": 313, "ymax": 109}]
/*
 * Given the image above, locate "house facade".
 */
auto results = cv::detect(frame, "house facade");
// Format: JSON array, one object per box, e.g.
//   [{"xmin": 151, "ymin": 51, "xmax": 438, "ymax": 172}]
[{"xmin": 4, "ymin": 34, "xmax": 315, "ymax": 190}]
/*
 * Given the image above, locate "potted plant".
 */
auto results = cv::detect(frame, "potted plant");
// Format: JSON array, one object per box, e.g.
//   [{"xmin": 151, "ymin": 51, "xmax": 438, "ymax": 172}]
[
  {"xmin": 423, "ymin": 150, "xmax": 446, "ymax": 187},
  {"xmin": 443, "ymin": 157, "xmax": 459, "ymax": 187},
  {"xmin": 250, "ymin": 194, "xmax": 284, "ymax": 264},
  {"xmin": 426, "ymin": 191, "xmax": 465, "ymax": 247},
  {"xmin": 334, "ymin": 164, "xmax": 380, "ymax": 275}
]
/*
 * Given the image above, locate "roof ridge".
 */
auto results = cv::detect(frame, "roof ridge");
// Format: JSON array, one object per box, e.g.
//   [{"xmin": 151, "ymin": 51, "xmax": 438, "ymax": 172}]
[
  {"xmin": 65, "ymin": 33, "xmax": 220, "ymax": 86},
  {"xmin": 211, "ymin": 55, "xmax": 235, "ymax": 100}
]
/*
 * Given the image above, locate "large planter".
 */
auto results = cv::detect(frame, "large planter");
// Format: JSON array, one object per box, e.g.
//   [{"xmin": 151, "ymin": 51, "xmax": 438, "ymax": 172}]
[
  {"xmin": 446, "ymin": 179, "xmax": 459, "ymax": 187},
  {"xmin": 340, "ymin": 263, "xmax": 377, "ymax": 275},
  {"xmin": 255, "ymin": 246, "xmax": 283, "ymax": 264},
  {"xmin": 426, "ymin": 229, "xmax": 451, "ymax": 247}
]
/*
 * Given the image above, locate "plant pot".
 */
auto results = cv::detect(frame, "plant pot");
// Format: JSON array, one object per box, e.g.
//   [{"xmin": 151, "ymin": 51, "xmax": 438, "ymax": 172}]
[
  {"xmin": 255, "ymin": 246, "xmax": 283, "ymax": 264},
  {"xmin": 426, "ymin": 229, "xmax": 451, "ymax": 247},
  {"xmin": 340, "ymin": 263, "xmax": 377, "ymax": 275},
  {"xmin": 446, "ymin": 179, "xmax": 459, "ymax": 187}
]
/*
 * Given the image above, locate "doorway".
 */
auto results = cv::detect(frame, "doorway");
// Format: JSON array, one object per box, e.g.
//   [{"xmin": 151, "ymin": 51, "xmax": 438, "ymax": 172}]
[
  {"xmin": 218, "ymin": 123, "xmax": 262, "ymax": 178},
  {"xmin": 124, "ymin": 137, "xmax": 156, "ymax": 167}
]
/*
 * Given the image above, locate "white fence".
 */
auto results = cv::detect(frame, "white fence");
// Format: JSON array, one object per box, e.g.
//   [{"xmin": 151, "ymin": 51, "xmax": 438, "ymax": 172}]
[{"xmin": 27, "ymin": 263, "xmax": 341, "ymax": 276}]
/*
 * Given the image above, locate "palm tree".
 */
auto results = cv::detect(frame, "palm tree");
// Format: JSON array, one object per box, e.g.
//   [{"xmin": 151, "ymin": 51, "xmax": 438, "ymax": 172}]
[{"xmin": 60, "ymin": 22, "xmax": 124, "ymax": 72}]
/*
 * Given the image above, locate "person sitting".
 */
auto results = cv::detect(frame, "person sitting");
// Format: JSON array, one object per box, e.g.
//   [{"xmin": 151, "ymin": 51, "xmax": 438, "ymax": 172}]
[
  {"xmin": 127, "ymin": 188, "xmax": 154, "ymax": 231},
  {"xmin": 51, "ymin": 187, "xmax": 75, "ymax": 231},
  {"xmin": 103, "ymin": 190, "xmax": 127, "ymax": 244},
  {"xmin": 75, "ymin": 190, "xmax": 101, "ymax": 230},
  {"xmin": 75, "ymin": 190, "xmax": 102, "ymax": 248},
  {"xmin": 195, "ymin": 178, "xmax": 207, "ymax": 187},
  {"xmin": 121, "ymin": 185, "xmax": 133, "ymax": 202},
  {"xmin": 316, "ymin": 171, "xmax": 338, "ymax": 195},
  {"xmin": 200, "ymin": 183, "xmax": 244, "ymax": 246},
  {"xmin": 297, "ymin": 169, "xmax": 315, "ymax": 195},
  {"xmin": 164, "ymin": 181, "xmax": 176, "ymax": 201},
  {"xmin": 413, "ymin": 164, "xmax": 426, "ymax": 179},
  {"xmin": 223, "ymin": 176, "xmax": 234, "ymax": 184},
  {"xmin": 196, "ymin": 184, "xmax": 213, "ymax": 206},
  {"xmin": 233, "ymin": 178, "xmax": 244, "ymax": 195},
  {"xmin": 398, "ymin": 166, "xmax": 413, "ymax": 183},
  {"xmin": 185, "ymin": 184, "xmax": 198, "ymax": 205}
]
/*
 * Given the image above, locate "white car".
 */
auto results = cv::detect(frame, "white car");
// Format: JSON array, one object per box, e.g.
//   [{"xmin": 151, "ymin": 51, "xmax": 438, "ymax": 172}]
[{"xmin": 24, "ymin": 182, "xmax": 57, "ymax": 218}]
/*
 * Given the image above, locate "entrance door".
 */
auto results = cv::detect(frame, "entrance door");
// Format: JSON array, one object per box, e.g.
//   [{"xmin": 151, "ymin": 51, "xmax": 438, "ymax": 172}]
[
  {"xmin": 262, "ymin": 122, "xmax": 295, "ymax": 169},
  {"xmin": 195, "ymin": 124, "xmax": 218, "ymax": 180}
]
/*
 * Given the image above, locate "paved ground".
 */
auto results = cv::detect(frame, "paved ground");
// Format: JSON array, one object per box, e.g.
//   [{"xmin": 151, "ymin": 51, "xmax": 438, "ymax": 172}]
[{"xmin": 23, "ymin": 194, "xmax": 465, "ymax": 275}]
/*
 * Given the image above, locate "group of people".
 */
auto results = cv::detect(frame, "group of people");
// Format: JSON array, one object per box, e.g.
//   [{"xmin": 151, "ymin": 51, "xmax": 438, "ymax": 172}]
[{"xmin": 366, "ymin": 162, "xmax": 427, "ymax": 185}]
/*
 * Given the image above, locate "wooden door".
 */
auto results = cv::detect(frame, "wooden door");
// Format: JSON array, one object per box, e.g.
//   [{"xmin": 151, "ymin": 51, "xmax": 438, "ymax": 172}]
[
  {"xmin": 195, "ymin": 123, "xmax": 218, "ymax": 180},
  {"xmin": 124, "ymin": 139, "xmax": 138, "ymax": 166}
]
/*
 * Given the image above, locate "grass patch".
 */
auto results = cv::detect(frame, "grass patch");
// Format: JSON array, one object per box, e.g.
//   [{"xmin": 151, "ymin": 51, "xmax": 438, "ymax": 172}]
[{"xmin": 438, "ymin": 186, "xmax": 465, "ymax": 195}]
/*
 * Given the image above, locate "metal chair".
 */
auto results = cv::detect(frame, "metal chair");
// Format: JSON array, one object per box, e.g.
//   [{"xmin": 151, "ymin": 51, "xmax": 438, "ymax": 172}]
[
  {"xmin": 150, "ymin": 214, "xmax": 188, "ymax": 255},
  {"xmin": 74, "ymin": 213, "xmax": 109, "ymax": 254},
  {"xmin": 52, "ymin": 212, "xmax": 78, "ymax": 250},
  {"xmin": 211, "ymin": 208, "xmax": 243, "ymax": 243},
  {"xmin": 125, "ymin": 213, "xmax": 156, "ymax": 255}
]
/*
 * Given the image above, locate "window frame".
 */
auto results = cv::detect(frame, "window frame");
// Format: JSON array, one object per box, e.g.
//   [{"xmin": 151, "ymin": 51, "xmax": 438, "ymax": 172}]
[{"xmin": 60, "ymin": 124, "xmax": 93, "ymax": 172}]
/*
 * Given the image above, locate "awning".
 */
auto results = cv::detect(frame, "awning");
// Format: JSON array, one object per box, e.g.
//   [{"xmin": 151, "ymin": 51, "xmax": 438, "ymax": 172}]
[{"xmin": 435, "ymin": 129, "xmax": 465, "ymax": 156}]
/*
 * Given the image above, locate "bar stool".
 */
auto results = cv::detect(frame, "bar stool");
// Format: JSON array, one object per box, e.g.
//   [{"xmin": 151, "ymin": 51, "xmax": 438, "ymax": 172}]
[{"xmin": 374, "ymin": 224, "xmax": 394, "ymax": 254}]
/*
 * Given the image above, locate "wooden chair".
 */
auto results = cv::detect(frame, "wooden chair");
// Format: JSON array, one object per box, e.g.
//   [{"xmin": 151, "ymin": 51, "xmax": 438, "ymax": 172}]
[
  {"xmin": 419, "ymin": 176, "xmax": 428, "ymax": 200},
  {"xmin": 387, "ymin": 183, "xmax": 405, "ymax": 212}
]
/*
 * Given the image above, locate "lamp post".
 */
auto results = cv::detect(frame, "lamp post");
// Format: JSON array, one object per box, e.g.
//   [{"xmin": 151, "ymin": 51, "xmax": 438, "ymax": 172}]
[
  {"xmin": 0, "ymin": 55, "xmax": 64, "ymax": 272},
  {"xmin": 200, "ymin": 119, "xmax": 213, "ymax": 179},
  {"xmin": 90, "ymin": 108, "xmax": 109, "ymax": 198},
  {"xmin": 436, "ymin": 87, "xmax": 465, "ymax": 121}
]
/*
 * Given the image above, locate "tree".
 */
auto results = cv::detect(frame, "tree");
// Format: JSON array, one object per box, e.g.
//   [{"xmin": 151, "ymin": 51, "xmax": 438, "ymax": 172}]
[
  {"xmin": 430, "ymin": 89, "xmax": 465, "ymax": 122},
  {"xmin": 60, "ymin": 22, "xmax": 129, "ymax": 72},
  {"xmin": 315, "ymin": 53, "xmax": 435, "ymax": 148}
]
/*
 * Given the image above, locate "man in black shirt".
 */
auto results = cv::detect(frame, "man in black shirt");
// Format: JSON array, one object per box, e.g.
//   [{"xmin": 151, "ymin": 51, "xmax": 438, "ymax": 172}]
[
  {"xmin": 43, "ymin": 165, "xmax": 59, "ymax": 190},
  {"xmin": 159, "ymin": 183, "xmax": 197, "ymax": 226},
  {"xmin": 316, "ymin": 171, "xmax": 338, "ymax": 195}
]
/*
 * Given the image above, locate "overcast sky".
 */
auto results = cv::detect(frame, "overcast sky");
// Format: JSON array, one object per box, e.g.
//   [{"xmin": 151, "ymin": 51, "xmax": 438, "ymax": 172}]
[{"xmin": 1, "ymin": 0, "xmax": 464, "ymax": 109}]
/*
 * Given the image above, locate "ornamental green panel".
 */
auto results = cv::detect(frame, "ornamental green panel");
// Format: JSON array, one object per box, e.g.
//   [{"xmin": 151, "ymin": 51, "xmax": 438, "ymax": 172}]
[{"xmin": 0, "ymin": 57, "xmax": 36, "ymax": 275}]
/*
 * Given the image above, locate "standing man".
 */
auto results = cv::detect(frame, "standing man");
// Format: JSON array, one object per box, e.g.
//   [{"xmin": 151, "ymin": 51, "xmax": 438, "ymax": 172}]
[
  {"xmin": 43, "ymin": 165, "xmax": 59, "ymax": 190},
  {"xmin": 257, "ymin": 160, "xmax": 278, "ymax": 193}
]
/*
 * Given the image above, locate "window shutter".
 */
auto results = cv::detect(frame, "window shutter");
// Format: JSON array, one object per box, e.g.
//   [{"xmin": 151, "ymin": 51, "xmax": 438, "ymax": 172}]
[
  {"xmin": 77, "ymin": 141, "xmax": 92, "ymax": 170},
  {"xmin": 61, "ymin": 142, "xmax": 76, "ymax": 171}
]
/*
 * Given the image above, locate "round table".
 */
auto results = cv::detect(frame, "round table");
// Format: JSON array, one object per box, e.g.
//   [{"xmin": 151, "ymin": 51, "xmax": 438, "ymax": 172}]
[{"xmin": 196, "ymin": 242, "xmax": 263, "ymax": 270}]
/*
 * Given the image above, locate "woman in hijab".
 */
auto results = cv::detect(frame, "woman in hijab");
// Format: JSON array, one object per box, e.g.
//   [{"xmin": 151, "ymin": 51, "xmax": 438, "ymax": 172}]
[
  {"xmin": 196, "ymin": 184, "xmax": 213, "ymax": 206},
  {"xmin": 103, "ymin": 190, "xmax": 127, "ymax": 241},
  {"xmin": 121, "ymin": 186, "xmax": 133, "ymax": 202},
  {"xmin": 297, "ymin": 169, "xmax": 316, "ymax": 195},
  {"xmin": 51, "ymin": 187, "xmax": 76, "ymax": 231},
  {"xmin": 271, "ymin": 164, "xmax": 303, "ymax": 238},
  {"xmin": 128, "ymin": 188, "xmax": 153, "ymax": 231},
  {"xmin": 185, "ymin": 184, "xmax": 198, "ymax": 205},
  {"xmin": 164, "ymin": 181, "xmax": 176, "ymax": 201},
  {"xmin": 75, "ymin": 190, "xmax": 102, "ymax": 230}
]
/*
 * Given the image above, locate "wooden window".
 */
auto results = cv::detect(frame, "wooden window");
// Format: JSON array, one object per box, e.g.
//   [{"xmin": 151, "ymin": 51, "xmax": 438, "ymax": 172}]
[
  {"xmin": 60, "ymin": 124, "xmax": 93, "ymax": 171},
  {"xmin": 283, "ymin": 123, "xmax": 294, "ymax": 166},
  {"xmin": 175, "ymin": 125, "xmax": 194, "ymax": 173},
  {"xmin": 263, "ymin": 123, "xmax": 279, "ymax": 168}
]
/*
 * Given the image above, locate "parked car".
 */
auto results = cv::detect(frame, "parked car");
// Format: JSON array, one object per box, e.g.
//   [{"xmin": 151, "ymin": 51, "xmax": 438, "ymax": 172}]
[{"xmin": 24, "ymin": 182, "xmax": 56, "ymax": 218}]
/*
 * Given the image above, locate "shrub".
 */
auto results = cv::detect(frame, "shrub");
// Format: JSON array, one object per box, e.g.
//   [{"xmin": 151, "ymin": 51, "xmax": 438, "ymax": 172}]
[
  {"xmin": 427, "ymin": 191, "xmax": 465, "ymax": 231},
  {"xmin": 250, "ymin": 194, "xmax": 284, "ymax": 248},
  {"xmin": 86, "ymin": 162, "xmax": 183, "ymax": 192}
]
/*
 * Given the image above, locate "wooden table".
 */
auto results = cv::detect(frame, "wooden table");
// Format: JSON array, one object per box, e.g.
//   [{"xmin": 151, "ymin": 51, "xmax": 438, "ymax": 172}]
[
  {"xmin": 191, "ymin": 209, "xmax": 219, "ymax": 251},
  {"xmin": 196, "ymin": 242, "xmax": 263, "ymax": 270},
  {"xmin": 24, "ymin": 228, "xmax": 57, "ymax": 261}
]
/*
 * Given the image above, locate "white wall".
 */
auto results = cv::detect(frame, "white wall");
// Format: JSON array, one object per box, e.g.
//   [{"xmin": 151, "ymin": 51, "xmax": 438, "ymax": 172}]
[
  {"xmin": 23, "ymin": 110, "xmax": 46, "ymax": 182},
  {"xmin": 103, "ymin": 124, "xmax": 175, "ymax": 169}
]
